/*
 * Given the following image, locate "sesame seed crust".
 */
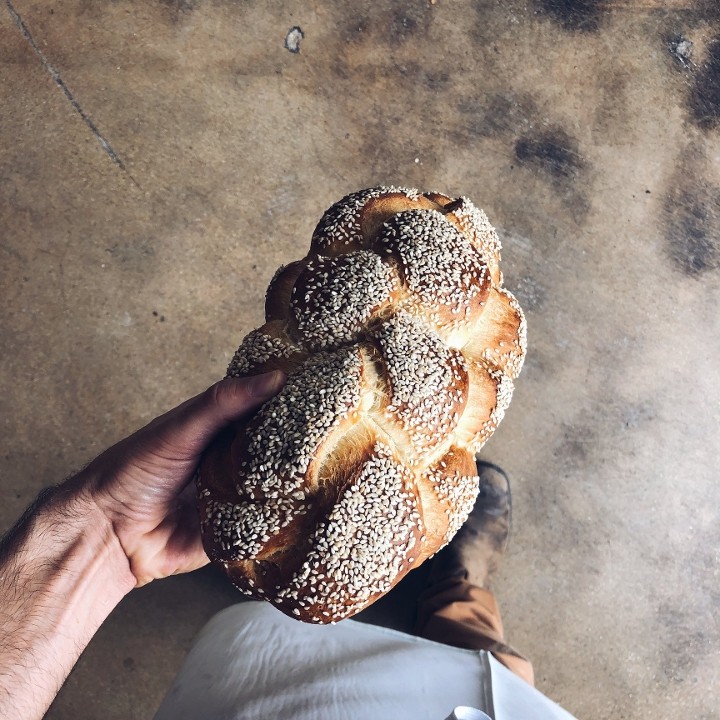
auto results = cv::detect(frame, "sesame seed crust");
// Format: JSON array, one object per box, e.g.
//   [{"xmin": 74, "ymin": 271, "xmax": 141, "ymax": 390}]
[
  {"xmin": 374, "ymin": 209, "xmax": 491, "ymax": 331},
  {"xmin": 469, "ymin": 368, "xmax": 515, "ymax": 454},
  {"xmin": 311, "ymin": 186, "xmax": 420, "ymax": 255},
  {"xmin": 430, "ymin": 465, "xmax": 480, "ymax": 544},
  {"xmin": 227, "ymin": 327, "xmax": 300, "ymax": 377},
  {"xmin": 291, "ymin": 251, "xmax": 399, "ymax": 350},
  {"xmin": 239, "ymin": 348, "xmax": 363, "ymax": 497},
  {"xmin": 375, "ymin": 311, "xmax": 468, "ymax": 458},
  {"xmin": 277, "ymin": 442, "xmax": 423, "ymax": 622},
  {"xmin": 197, "ymin": 186, "xmax": 526, "ymax": 624},
  {"xmin": 200, "ymin": 348, "xmax": 364, "ymax": 561},
  {"xmin": 453, "ymin": 198, "xmax": 502, "ymax": 271}
]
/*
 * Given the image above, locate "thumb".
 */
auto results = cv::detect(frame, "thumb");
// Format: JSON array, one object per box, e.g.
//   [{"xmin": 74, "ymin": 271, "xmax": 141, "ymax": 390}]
[{"xmin": 149, "ymin": 372, "xmax": 286, "ymax": 459}]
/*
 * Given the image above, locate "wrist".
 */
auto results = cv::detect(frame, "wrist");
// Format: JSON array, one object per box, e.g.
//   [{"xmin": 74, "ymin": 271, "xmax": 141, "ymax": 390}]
[
  {"xmin": 44, "ymin": 480, "xmax": 137, "ymax": 596},
  {"xmin": 3, "ymin": 481, "xmax": 136, "ymax": 634},
  {"xmin": 0, "ymin": 482, "xmax": 136, "ymax": 720}
]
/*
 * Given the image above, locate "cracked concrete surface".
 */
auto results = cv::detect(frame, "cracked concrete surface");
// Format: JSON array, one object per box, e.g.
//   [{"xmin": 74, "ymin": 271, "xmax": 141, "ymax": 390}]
[{"xmin": 1, "ymin": 1, "xmax": 719, "ymax": 718}]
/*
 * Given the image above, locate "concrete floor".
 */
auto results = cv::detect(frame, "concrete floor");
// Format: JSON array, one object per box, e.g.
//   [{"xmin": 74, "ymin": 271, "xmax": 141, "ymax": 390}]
[{"xmin": 1, "ymin": 0, "xmax": 719, "ymax": 718}]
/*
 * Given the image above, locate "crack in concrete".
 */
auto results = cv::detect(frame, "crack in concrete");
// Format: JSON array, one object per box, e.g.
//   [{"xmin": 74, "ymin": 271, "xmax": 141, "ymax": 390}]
[{"xmin": 5, "ymin": 0, "xmax": 130, "ymax": 175}]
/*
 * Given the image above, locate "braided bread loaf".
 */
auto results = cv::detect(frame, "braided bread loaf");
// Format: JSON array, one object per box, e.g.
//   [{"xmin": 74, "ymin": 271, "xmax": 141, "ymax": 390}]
[{"xmin": 197, "ymin": 186, "xmax": 526, "ymax": 624}]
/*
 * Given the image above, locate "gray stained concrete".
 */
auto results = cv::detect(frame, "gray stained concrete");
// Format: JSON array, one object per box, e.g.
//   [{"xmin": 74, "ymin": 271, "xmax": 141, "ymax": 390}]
[{"xmin": 1, "ymin": 1, "xmax": 719, "ymax": 718}]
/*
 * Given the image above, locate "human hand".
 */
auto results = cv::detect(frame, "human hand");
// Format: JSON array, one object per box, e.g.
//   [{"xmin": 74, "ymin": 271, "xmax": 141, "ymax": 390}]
[
  {"xmin": 0, "ymin": 372, "xmax": 285, "ymax": 720},
  {"xmin": 72, "ymin": 372, "xmax": 285, "ymax": 586}
]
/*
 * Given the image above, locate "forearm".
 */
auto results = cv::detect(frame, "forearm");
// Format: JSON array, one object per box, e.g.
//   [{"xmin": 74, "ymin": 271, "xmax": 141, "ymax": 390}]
[{"xmin": 0, "ymin": 486, "xmax": 135, "ymax": 720}]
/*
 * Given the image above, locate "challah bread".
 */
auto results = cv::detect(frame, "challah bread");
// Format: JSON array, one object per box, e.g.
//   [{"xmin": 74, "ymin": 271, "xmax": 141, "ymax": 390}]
[{"xmin": 197, "ymin": 186, "xmax": 526, "ymax": 624}]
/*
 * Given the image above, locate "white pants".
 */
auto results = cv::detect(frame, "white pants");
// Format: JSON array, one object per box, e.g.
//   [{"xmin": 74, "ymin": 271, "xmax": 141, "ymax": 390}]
[{"xmin": 155, "ymin": 602, "xmax": 576, "ymax": 720}]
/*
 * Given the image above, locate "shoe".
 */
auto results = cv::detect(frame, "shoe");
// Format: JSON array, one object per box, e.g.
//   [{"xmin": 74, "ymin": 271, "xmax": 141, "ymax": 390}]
[{"xmin": 427, "ymin": 460, "xmax": 511, "ymax": 588}]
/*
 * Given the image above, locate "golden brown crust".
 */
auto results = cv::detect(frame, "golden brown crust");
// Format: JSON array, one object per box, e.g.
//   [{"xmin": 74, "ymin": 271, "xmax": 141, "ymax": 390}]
[
  {"xmin": 417, "ymin": 446, "xmax": 479, "ymax": 556},
  {"xmin": 461, "ymin": 286, "xmax": 527, "ymax": 380},
  {"xmin": 359, "ymin": 192, "xmax": 445, "ymax": 240},
  {"xmin": 198, "ymin": 186, "xmax": 526, "ymax": 624},
  {"xmin": 265, "ymin": 261, "xmax": 306, "ymax": 322}
]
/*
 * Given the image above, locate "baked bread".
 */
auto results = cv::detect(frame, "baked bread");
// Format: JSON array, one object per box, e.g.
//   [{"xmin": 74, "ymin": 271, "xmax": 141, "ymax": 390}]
[{"xmin": 197, "ymin": 186, "xmax": 526, "ymax": 624}]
